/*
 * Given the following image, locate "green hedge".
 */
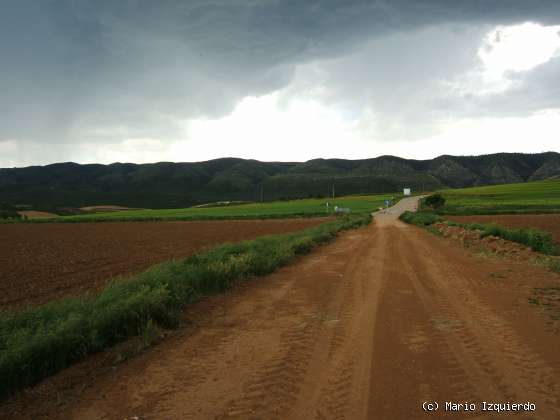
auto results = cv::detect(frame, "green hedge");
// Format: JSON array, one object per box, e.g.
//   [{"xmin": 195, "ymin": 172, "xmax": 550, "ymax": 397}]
[
  {"xmin": 399, "ymin": 211, "xmax": 442, "ymax": 226},
  {"xmin": 481, "ymin": 225, "xmax": 558, "ymax": 255},
  {"xmin": 0, "ymin": 212, "xmax": 331, "ymax": 224},
  {"xmin": 435, "ymin": 206, "xmax": 560, "ymax": 216},
  {"xmin": 0, "ymin": 213, "xmax": 370, "ymax": 398},
  {"xmin": 399, "ymin": 210, "xmax": 560, "ymax": 256},
  {"xmin": 447, "ymin": 222, "xmax": 560, "ymax": 256}
]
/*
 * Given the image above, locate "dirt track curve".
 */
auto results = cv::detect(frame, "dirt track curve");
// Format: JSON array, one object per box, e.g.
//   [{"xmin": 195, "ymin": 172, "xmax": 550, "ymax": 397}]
[{"xmin": 3, "ymin": 197, "xmax": 560, "ymax": 419}]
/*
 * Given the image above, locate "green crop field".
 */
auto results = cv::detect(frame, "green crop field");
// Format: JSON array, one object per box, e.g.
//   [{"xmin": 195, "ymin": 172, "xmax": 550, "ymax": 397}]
[
  {"xmin": 437, "ymin": 179, "xmax": 560, "ymax": 215},
  {"xmin": 19, "ymin": 193, "xmax": 400, "ymax": 223}
]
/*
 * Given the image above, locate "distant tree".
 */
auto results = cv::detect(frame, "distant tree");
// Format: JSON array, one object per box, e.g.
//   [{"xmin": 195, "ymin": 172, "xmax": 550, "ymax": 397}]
[
  {"xmin": 424, "ymin": 193, "xmax": 446, "ymax": 209},
  {"xmin": 0, "ymin": 202, "xmax": 22, "ymax": 220}
]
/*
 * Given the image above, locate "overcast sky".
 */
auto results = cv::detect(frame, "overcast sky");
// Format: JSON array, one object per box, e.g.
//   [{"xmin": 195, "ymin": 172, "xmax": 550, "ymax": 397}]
[{"xmin": 2, "ymin": 1, "xmax": 560, "ymax": 167}]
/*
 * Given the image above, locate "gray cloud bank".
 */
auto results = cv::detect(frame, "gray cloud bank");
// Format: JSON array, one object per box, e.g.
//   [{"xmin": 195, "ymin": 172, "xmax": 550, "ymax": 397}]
[{"xmin": 1, "ymin": 1, "xmax": 560, "ymax": 161}]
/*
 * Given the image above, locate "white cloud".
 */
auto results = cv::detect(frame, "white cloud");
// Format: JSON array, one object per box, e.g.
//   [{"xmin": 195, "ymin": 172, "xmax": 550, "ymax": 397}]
[
  {"xmin": 93, "ymin": 138, "xmax": 170, "ymax": 164},
  {"xmin": 0, "ymin": 140, "xmax": 19, "ymax": 168},
  {"xmin": 479, "ymin": 22, "xmax": 560, "ymax": 81},
  {"xmin": 165, "ymin": 92, "xmax": 560, "ymax": 163},
  {"xmin": 169, "ymin": 93, "xmax": 367, "ymax": 161},
  {"xmin": 416, "ymin": 109, "xmax": 560, "ymax": 158},
  {"xmin": 446, "ymin": 22, "xmax": 560, "ymax": 98}
]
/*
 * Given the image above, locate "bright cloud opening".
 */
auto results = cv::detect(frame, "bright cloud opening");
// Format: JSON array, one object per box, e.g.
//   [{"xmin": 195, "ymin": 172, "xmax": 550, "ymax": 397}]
[
  {"xmin": 479, "ymin": 22, "xmax": 560, "ymax": 81},
  {"xmin": 173, "ymin": 93, "xmax": 365, "ymax": 161}
]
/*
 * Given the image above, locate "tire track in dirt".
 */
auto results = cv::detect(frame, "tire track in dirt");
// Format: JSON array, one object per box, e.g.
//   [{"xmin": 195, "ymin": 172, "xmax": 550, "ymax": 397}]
[
  {"xmin": 398, "ymin": 228, "xmax": 560, "ymax": 419},
  {"xmin": 313, "ymin": 227, "xmax": 386, "ymax": 420},
  {"xmin": 367, "ymin": 223, "xmax": 479, "ymax": 419},
  {"xmin": 218, "ymin": 227, "xmax": 385, "ymax": 420},
  {"xmin": 399, "ymin": 227, "xmax": 508, "ymax": 404}
]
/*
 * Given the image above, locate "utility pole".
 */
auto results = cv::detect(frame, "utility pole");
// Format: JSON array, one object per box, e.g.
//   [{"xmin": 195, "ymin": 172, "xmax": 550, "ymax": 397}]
[
  {"xmin": 332, "ymin": 183, "xmax": 335, "ymax": 200},
  {"xmin": 260, "ymin": 185, "xmax": 263, "ymax": 203}
]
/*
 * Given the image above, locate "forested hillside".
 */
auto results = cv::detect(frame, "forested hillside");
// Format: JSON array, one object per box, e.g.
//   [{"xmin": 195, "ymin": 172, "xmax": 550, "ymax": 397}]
[{"xmin": 1, "ymin": 152, "xmax": 558, "ymax": 211}]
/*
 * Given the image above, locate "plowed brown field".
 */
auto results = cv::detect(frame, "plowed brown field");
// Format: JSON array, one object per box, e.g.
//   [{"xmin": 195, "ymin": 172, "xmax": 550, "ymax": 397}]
[
  {"xmin": 447, "ymin": 214, "xmax": 560, "ymax": 242},
  {"xmin": 0, "ymin": 218, "xmax": 330, "ymax": 309}
]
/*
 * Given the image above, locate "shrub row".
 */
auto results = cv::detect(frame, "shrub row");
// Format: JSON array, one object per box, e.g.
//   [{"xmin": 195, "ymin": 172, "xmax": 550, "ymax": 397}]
[
  {"xmin": 435, "ymin": 206, "xmax": 560, "ymax": 216},
  {"xmin": 399, "ymin": 211, "xmax": 442, "ymax": 226},
  {"xmin": 447, "ymin": 221, "xmax": 560, "ymax": 256},
  {"xmin": 400, "ymin": 210, "xmax": 559, "ymax": 256},
  {"xmin": 0, "ymin": 211, "xmax": 331, "ymax": 224},
  {"xmin": 0, "ymin": 213, "xmax": 370, "ymax": 398},
  {"xmin": 547, "ymin": 259, "xmax": 560, "ymax": 273}
]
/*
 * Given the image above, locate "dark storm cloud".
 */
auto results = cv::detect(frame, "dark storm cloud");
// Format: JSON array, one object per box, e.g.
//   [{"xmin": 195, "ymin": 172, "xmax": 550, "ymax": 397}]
[{"xmin": 1, "ymin": 0, "xmax": 560, "ymax": 145}]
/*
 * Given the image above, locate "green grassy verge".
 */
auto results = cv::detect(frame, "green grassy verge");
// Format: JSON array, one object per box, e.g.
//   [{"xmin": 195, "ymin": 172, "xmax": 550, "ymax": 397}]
[
  {"xmin": 399, "ymin": 210, "xmax": 442, "ymax": 226},
  {"xmin": 0, "ymin": 213, "xmax": 370, "ymax": 399},
  {"xmin": 399, "ymin": 211, "xmax": 560, "ymax": 256},
  {"xmin": 436, "ymin": 179, "xmax": 560, "ymax": 215},
  {"xmin": 548, "ymin": 260, "xmax": 560, "ymax": 273},
  {"xmin": 2, "ymin": 194, "xmax": 398, "ymax": 223},
  {"xmin": 2, "ymin": 212, "xmax": 331, "ymax": 224}
]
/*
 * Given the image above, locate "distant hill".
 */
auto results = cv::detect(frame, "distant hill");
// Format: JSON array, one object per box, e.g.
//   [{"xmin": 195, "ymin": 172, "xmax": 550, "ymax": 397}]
[{"xmin": 0, "ymin": 152, "xmax": 559, "ymax": 211}]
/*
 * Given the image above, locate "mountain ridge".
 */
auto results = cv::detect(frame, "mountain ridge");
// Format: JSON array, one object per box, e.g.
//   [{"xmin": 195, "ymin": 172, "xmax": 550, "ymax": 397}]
[{"xmin": 1, "ymin": 152, "xmax": 558, "ymax": 211}]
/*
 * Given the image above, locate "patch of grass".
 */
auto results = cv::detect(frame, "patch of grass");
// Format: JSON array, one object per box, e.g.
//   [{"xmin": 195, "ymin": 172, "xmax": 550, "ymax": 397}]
[
  {"xmin": 425, "ymin": 225, "xmax": 444, "ymax": 236},
  {"xmin": 399, "ymin": 211, "xmax": 442, "ymax": 226},
  {"xmin": 141, "ymin": 318, "xmax": 163, "ymax": 348},
  {"xmin": 529, "ymin": 287, "xmax": 560, "ymax": 329},
  {"xmin": 2, "ymin": 194, "xmax": 399, "ymax": 223},
  {"xmin": 0, "ymin": 213, "xmax": 370, "ymax": 398},
  {"xmin": 549, "ymin": 259, "xmax": 560, "ymax": 273},
  {"xmin": 436, "ymin": 179, "xmax": 560, "ymax": 215},
  {"xmin": 112, "ymin": 318, "xmax": 164, "ymax": 365}
]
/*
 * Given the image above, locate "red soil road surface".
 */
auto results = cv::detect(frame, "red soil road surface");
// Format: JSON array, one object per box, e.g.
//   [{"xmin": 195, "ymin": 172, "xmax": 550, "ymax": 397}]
[
  {"xmin": 2, "ymin": 197, "xmax": 560, "ymax": 419},
  {"xmin": 447, "ymin": 214, "xmax": 560, "ymax": 243},
  {"xmin": 0, "ymin": 218, "xmax": 330, "ymax": 309}
]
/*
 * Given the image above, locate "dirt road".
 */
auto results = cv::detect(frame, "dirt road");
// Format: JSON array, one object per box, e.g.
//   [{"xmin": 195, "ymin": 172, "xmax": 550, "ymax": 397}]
[{"xmin": 3, "ymin": 197, "xmax": 560, "ymax": 419}]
